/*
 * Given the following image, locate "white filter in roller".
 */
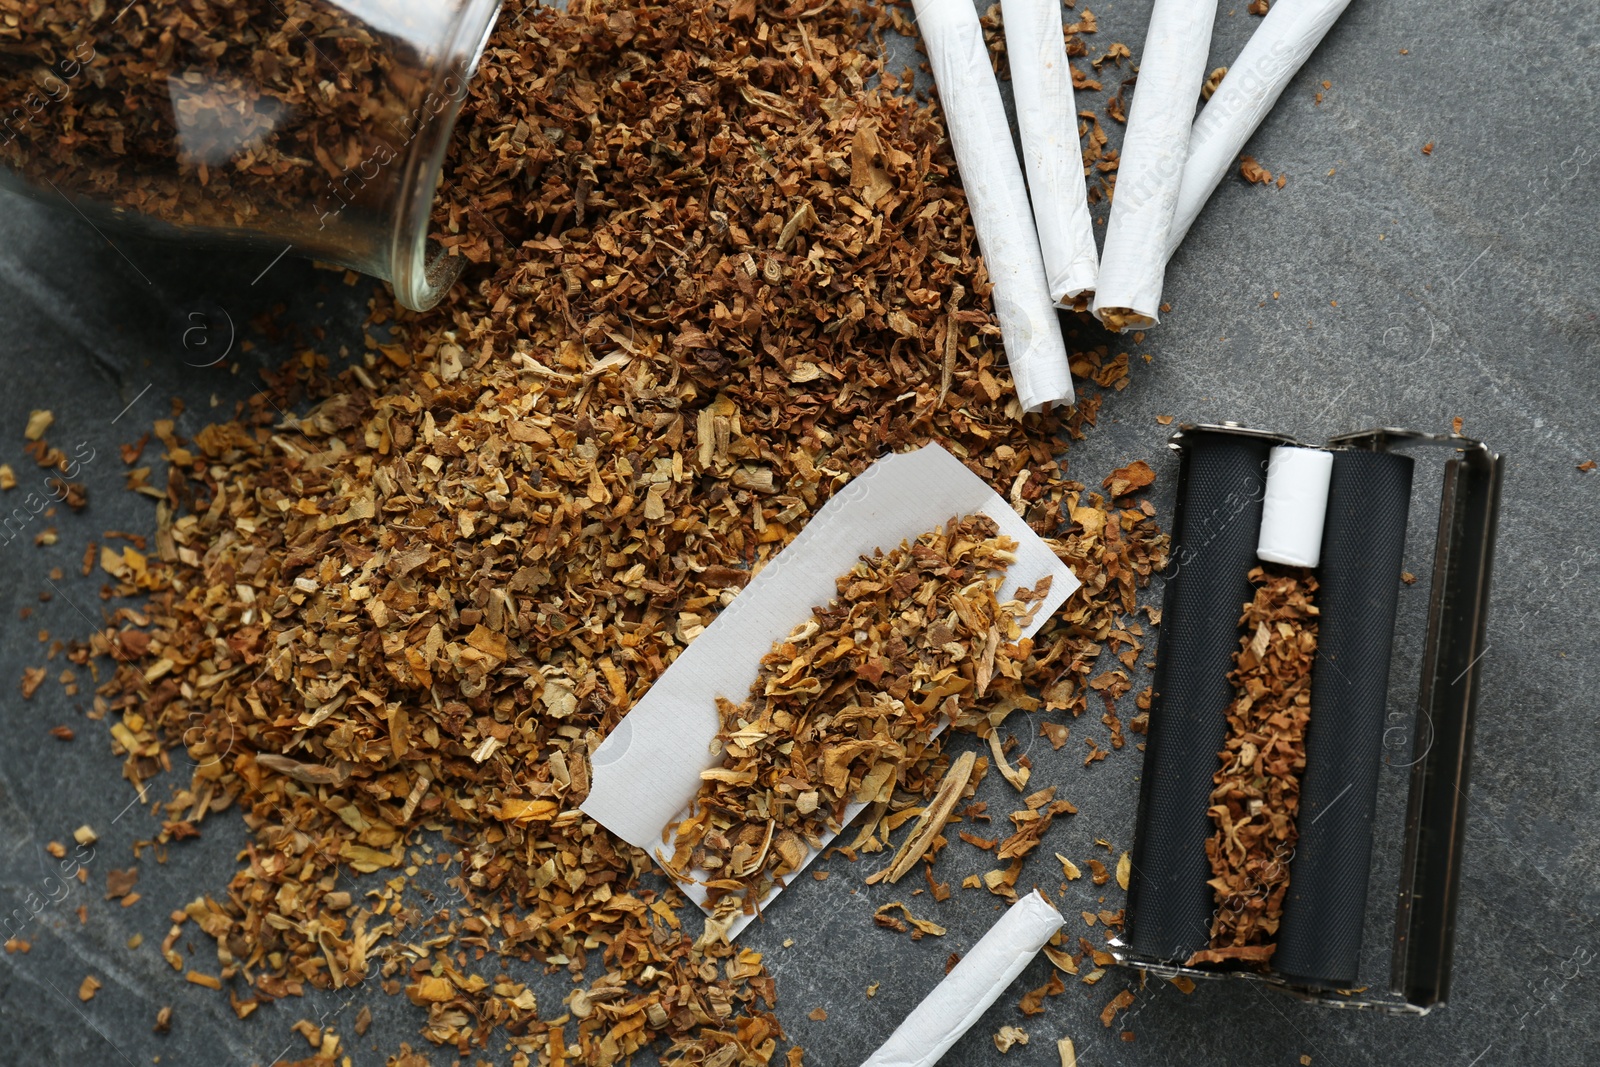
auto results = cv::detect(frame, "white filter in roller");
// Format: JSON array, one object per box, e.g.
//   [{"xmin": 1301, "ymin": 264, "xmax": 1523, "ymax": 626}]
[{"xmin": 1257, "ymin": 446, "xmax": 1334, "ymax": 568}]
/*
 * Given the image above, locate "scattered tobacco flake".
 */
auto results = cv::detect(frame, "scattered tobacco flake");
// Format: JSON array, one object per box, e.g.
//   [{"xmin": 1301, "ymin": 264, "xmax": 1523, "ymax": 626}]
[
  {"xmin": 1100, "ymin": 988, "xmax": 1135, "ymax": 1026},
  {"xmin": 994, "ymin": 1024, "xmax": 1029, "ymax": 1052},
  {"xmin": 1101, "ymin": 461, "xmax": 1156, "ymax": 499},
  {"xmin": 1192, "ymin": 566, "xmax": 1318, "ymax": 965},
  {"xmin": 154, "ymin": 1006, "xmax": 173, "ymax": 1034},
  {"xmin": 1066, "ymin": 10, "xmax": 1098, "ymax": 34},
  {"xmin": 1019, "ymin": 970, "xmax": 1065, "ymax": 1014},
  {"xmin": 78, "ymin": 975, "xmax": 100, "ymax": 1001},
  {"xmin": 1249, "ymin": 0, "xmax": 1271, "ymax": 13},
  {"xmin": 105, "ymin": 866, "xmax": 139, "ymax": 902},
  {"xmin": 1578, "ymin": 460, "xmax": 1596, "ymax": 473},
  {"xmin": 24, "ymin": 410, "xmax": 52, "ymax": 441},
  {"xmin": 996, "ymin": 794, "xmax": 1077, "ymax": 862},
  {"xmin": 47, "ymin": 478, "xmax": 88, "ymax": 510},
  {"xmin": 49, "ymin": 725, "xmax": 75, "ymax": 741},
  {"xmin": 1043, "ymin": 944, "xmax": 1078, "ymax": 975},
  {"xmin": 1239, "ymin": 156, "xmax": 1275, "ymax": 186},
  {"xmin": 1039, "ymin": 721, "xmax": 1070, "ymax": 750},
  {"xmin": 1422, "ymin": 142, "xmax": 1435, "ymax": 155},
  {"xmin": 874, "ymin": 901, "xmax": 947, "ymax": 940},
  {"xmin": 1094, "ymin": 43, "xmax": 1133, "ymax": 70}
]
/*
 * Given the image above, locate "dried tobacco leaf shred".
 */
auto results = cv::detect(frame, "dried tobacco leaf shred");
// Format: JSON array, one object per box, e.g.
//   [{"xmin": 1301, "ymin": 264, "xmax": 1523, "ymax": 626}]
[{"xmin": 1191, "ymin": 566, "xmax": 1318, "ymax": 966}]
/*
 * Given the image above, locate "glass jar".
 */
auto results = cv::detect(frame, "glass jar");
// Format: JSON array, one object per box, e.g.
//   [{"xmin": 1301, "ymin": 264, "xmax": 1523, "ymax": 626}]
[{"xmin": 0, "ymin": 0, "xmax": 503, "ymax": 311}]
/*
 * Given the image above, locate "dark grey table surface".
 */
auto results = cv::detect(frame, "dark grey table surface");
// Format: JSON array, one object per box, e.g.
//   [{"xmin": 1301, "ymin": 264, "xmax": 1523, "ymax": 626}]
[{"xmin": 1, "ymin": 2, "xmax": 1596, "ymax": 1065}]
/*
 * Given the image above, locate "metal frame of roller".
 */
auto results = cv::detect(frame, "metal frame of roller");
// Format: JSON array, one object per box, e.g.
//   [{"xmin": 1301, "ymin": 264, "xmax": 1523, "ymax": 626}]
[{"xmin": 1113, "ymin": 424, "xmax": 1503, "ymax": 1015}]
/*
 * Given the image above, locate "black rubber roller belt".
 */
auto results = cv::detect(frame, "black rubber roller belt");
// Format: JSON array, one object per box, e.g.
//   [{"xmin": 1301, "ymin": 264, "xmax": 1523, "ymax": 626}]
[
  {"xmin": 1273, "ymin": 448, "xmax": 1414, "ymax": 988},
  {"xmin": 1127, "ymin": 430, "xmax": 1272, "ymax": 964}
]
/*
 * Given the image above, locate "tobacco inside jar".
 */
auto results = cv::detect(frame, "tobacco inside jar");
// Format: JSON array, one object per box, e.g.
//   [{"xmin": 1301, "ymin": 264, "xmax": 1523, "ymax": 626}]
[{"xmin": 0, "ymin": 0, "xmax": 502, "ymax": 310}]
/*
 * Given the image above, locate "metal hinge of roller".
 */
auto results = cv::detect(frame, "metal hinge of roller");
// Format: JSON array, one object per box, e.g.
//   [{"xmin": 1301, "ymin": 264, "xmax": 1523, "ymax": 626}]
[
  {"xmin": 1126, "ymin": 429, "xmax": 1272, "ymax": 963},
  {"xmin": 1273, "ymin": 448, "xmax": 1414, "ymax": 988}
]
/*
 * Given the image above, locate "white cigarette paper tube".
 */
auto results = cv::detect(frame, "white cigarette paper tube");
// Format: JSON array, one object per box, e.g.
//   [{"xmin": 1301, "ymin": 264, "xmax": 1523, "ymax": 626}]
[
  {"xmin": 861, "ymin": 890, "xmax": 1065, "ymax": 1067},
  {"xmin": 1092, "ymin": 0, "xmax": 1218, "ymax": 331},
  {"xmin": 1002, "ymin": 0, "xmax": 1099, "ymax": 309},
  {"xmin": 1166, "ymin": 0, "xmax": 1356, "ymax": 258},
  {"xmin": 912, "ymin": 0, "xmax": 1074, "ymax": 410},
  {"xmin": 1257, "ymin": 446, "xmax": 1334, "ymax": 568}
]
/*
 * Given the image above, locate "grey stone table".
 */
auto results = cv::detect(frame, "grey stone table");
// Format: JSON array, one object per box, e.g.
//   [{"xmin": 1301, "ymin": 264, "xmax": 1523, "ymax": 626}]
[{"xmin": 0, "ymin": 2, "xmax": 1595, "ymax": 1065}]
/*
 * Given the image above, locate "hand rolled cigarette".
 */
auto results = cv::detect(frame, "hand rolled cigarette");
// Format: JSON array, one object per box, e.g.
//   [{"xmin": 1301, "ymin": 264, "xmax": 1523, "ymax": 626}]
[
  {"xmin": 1002, "ymin": 0, "xmax": 1099, "ymax": 310},
  {"xmin": 1165, "ymin": 0, "xmax": 1356, "ymax": 259},
  {"xmin": 1092, "ymin": 0, "xmax": 1219, "ymax": 332},
  {"xmin": 912, "ymin": 0, "xmax": 1075, "ymax": 411},
  {"xmin": 860, "ymin": 890, "xmax": 1065, "ymax": 1067}
]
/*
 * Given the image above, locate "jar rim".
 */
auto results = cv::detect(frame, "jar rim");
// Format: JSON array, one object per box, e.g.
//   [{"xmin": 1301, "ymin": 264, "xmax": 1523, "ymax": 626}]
[{"xmin": 389, "ymin": 0, "xmax": 504, "ymax": 313}]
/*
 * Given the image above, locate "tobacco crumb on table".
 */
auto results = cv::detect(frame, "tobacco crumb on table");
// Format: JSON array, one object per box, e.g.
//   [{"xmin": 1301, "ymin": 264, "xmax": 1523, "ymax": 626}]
[{"xmin": 994, "ymin": 1024, "xmax": 1029, "ymax": 1052}]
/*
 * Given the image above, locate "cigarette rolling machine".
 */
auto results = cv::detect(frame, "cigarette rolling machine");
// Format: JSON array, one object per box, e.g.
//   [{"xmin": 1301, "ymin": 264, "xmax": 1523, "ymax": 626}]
[{"xmin": 1113, "ymin": 423, "xmax": 1503, "ymax": 1013}]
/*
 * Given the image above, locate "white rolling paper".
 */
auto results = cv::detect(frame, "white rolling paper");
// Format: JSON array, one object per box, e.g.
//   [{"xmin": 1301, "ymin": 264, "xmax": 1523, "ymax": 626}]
[
  {"xmin": 1003, "ymin": 0, "xmax": 1099, "ymax": 310},
  {"xmin": 1166, "ymin": 0, "xmax": 1356, "ymax": 258},
  {"xmin": 1257, "ymin": 445, "xmax": 1334, "ymax": 568},
  {"xmin": 911, "ymin": 0, "xmax": 1075, "ymax": 410},
  {"xmin": 1091, "ymin": 0, "xmax": 1218, "ymax": 331},
  {"xmin": 580, "ymin": 445, "xmax": 1080, "ymax": 938},
  {"xmin": 861, "ymin": 891, "xmax": 1065, "ymax": 1067}
]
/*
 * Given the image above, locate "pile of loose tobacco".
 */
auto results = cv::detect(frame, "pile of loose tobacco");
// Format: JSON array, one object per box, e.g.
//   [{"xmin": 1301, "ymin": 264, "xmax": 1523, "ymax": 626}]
[
  {"xmin": 62, "ymin": 0, "xmax": 1170, "ymax": 1062},
  {"xmin": 1192, "ymin": 565, "xmax": 1318, "ymax": 966},
  {"xmin": 672, "ymin": 514, "xmax": 1048, "ymax": 919}
]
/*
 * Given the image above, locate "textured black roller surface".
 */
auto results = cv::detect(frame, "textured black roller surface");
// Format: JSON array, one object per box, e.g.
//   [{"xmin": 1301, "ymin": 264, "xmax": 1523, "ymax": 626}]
[
  {"xmin": 1274, "ymin": 449, "xmax": 1414, "ymax": 988},
  {"xmin": 1127, "ymin": 431, "xmax": 1272, "ymax": 963}
]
